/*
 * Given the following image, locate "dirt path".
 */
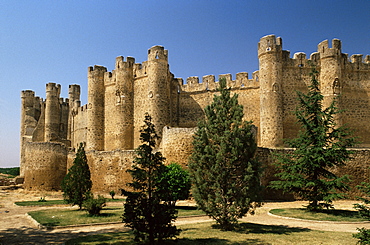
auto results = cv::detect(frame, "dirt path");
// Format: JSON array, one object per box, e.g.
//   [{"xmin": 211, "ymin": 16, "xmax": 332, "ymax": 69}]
[{"xmin": 1, "ymin": 188, "xmax": 370, "ymax": 244}]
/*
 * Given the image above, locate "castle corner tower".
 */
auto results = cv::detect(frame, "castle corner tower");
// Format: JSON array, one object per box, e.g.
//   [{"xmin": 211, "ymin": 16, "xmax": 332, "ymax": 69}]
[{"xmin": 258, "ymin": 35, "xmax": 284, "ymax": 148}]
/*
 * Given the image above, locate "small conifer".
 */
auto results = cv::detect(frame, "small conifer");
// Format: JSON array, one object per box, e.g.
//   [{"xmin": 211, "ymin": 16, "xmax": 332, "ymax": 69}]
[
  {"xmin": 270, "ymin": 68, "xmax": 356, "ymax": 211},
  {"xmin": 189, "ymin": 78, "xmax": 263, "ymax": 231},
  {"xmin": 122, "ymin": 114, "xmax": 180, "ymax": 244},
  {"xmin": 61, "ymin": 143, "xmax": 92, "ymax": 210}
]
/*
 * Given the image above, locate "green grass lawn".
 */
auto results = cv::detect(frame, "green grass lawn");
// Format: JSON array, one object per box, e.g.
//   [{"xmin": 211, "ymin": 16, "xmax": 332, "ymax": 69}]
[
  {"xmin": 270, "ymin": 208, "xmax": 369, "ymax": 222},
  {"xmin": 65, "ymin": 221, "xmax": 357, "ymax": 245},
  {"xmin": 28, "ymin": 206, "xmax": 204, "ymax": 227},
  {"xmin": 15, "ymin": 198, "xmax": 125, "ymax": 206}
]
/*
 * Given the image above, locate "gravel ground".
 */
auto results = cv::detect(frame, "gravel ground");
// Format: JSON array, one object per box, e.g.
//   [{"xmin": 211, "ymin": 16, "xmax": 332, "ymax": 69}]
[{"xmin": 1, "ymin": 187, "xmax": 370, "ymax": 244}]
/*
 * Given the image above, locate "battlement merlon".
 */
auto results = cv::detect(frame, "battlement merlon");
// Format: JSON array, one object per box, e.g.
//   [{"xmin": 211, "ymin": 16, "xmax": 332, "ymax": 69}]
[
  {"xmin": 46, "ymin": 83, "xmax": 61, "ymax": 98},
  {"xmin": 115, "ymin": 56, "xmax": 135, "ymax": 70},
  {"xmin": 148, "ymin": 45, "xmax": 168, "ymax": 62},
  {"xmin": 88, "ymin": 65, "xmax": 108, "ymax": 75},
  {"xmin": 318, "ymin": 39, "xmax": 342, "ymax": 59},
  {"xmin": 258, "ymin": 34, "xmax": 283, "ymax": 57},
  {"xmin": 21, "ymin": 90, "xmax": 36, "ymax": 108}
]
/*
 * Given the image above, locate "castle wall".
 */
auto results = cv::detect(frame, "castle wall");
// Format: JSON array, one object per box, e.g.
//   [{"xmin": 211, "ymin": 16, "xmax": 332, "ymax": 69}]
[
  {"xmin": 340, "ymin": 56, "xmax": 370, "ymax": 146},
  {"xmin": 178, "ymin": 73, "xmax": 261, "ymax": 139},
  {"xmin": 23, "ymin": 142, "xmax": 67, "ymax": 191},
  {"xmin": 258, "ymin": 148, "xmax": 370, "ymax": 200},
  {"xmin": 67, "ymin": 150, "xmax": 135, "ymax": 193},
  {"xmin": 160, "ymin": 127, "xmax": 197, "ymax": 166},
  {"xmin": 70, "ymin": 105, "xmax": 88, "ymax": 149}
]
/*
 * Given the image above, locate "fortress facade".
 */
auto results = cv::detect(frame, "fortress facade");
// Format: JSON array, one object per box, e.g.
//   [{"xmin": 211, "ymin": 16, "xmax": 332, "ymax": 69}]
[{"xmin": 20, "ymin": 35, "xmax": 370, "ymax": 195}]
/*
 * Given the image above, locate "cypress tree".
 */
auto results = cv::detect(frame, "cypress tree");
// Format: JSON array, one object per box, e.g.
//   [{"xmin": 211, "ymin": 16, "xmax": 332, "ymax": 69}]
[
  {"xmin": 270, "ymin": 68, "xmax": 356, "ymax": 211},
  {"xmin": 188, "ymin": 78, "xmax": 262, "ymax": 231},
  {"xmin": 122, "ymin": 114, "xmax": 180, "ymax": 244},
  {"xmin": 61, "ymin": 143, "xmax": 92, "ymax": 210}
]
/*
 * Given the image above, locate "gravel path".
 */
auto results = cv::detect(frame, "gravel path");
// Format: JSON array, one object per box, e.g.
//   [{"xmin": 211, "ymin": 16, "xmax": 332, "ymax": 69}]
[{"xmin": 1, "ymin": 188, "xmax": 370, "ymax": 244}]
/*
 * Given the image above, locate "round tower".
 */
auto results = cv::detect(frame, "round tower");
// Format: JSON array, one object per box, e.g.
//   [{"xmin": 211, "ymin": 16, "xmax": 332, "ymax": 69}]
[
  {"xmin": 318, "ymin": 39, "xmax": 342, "ymax": 125},
  {"xmin": 114, "ymin": 56, "xmax": 135, "ymax": 149},
  {"xmin": 258, "ymin": 35, "xmax": 284, "ymax": 148},
  {"xmin": 87, "ymin": 65, "xmax": 107, "ymax": 151},
  {"xmin": 146, "ymin": 46, "xmax": 171, "ymax": 144},
  {"xmin": 21, "ymin": 90, "xmax": 36, "ymax": 137},
  {"xmin": 45, "ymin": 83, "xmax": 61, "ymax": 141},
  {"xmin": 20, "ymin": 90, "xmax": 36, "ymax": 176},
  {"xmin": 68, "ymin": 84, "xmax": 81, "ymax": 144}
]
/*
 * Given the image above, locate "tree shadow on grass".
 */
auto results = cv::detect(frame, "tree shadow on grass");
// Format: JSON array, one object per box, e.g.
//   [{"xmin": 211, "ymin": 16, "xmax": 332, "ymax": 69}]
[
  {"xmin": 315, "ymin": 209, "xmax": 361, "ymax": 219},
  {"xmin": 233, "ymin": 222, "xmax": 310, "ymax": 235},
  {"xmin": 176, "ymin": 206, "xmax": 198, "ymax": 210},
  {"xmin": 0, "ymin": 226, "xmax": 129, "ymax": 245}
]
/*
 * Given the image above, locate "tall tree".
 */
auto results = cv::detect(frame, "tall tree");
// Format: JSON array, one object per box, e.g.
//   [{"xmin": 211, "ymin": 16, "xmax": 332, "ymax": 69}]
[
  {"xmin": 61, "ymin": 143, "xmax": 92, "ymax": 210},
  {"xmin": 270, "ymin": 68, "xmax": 356, "ymax": 211},
  {"xmin": 122, "ymin": 114, "xmax": 180, "ymax": 244},
  {"xmin": 188, "ymin": 78, "xmax": 262, "ymax": 231}
]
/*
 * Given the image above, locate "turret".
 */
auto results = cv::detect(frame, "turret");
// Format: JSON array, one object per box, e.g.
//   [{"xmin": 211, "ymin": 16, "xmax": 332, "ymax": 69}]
[
  {"xmin": 68, "ymin": 84, "xmax": 80, "ymax": 143},
  {"xmin": 258, "ymin": 35, "xmax": 284, "ymax": 147},
  {"xmin": 112, "ymin": 56, "xmax": 135, "ymax": 150},
  {"xmin": 144, "ymin": 46, "xmax": 171, "ymax": 146},
  {"xmin": 318, "ymin": 39, "xmax": 343, "ymax": 124},
  {"xmin": 45, "ymin": 83, "xmax": 61, "ymax": 141},
  {"xmin": 87, "ymin": 65, "xmax": 106, "ymax": 151},
  {"xmin": 20, "ymin": 90, "xmax": 36, "ymax": 137}
]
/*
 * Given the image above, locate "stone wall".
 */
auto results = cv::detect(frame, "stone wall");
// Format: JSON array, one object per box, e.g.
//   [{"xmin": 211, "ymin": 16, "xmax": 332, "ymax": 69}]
[
  {"xmin": 160, "ymin": 126, "xmax": 197, "ymax": 166},
  {"xmin": 67, "ymin": 150, "xmax": 135, "ymax": 193},
  {"xmin": 23, "ymin": 142, "xmax": 67, "ymax": 191},
  {"xmin": 257, "ymin": 148, "xmax": 370, "ymax": 200}
]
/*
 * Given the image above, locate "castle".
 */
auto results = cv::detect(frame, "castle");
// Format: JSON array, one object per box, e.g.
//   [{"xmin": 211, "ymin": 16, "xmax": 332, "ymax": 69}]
[{"xmin": 20, "ymin": 35, "xmax": 370, "ymax": 195}]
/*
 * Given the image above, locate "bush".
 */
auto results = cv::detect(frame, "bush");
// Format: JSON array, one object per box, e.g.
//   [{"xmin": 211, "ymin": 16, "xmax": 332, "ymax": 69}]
[
  {"xmin": 157, "ymin": 163, "xmax": 191, "ymax": 206},
  {"xmin": 38, "ymin": 196, "xmax": 47, "ymax": 202},
  {"xmin": 109, "ymin": 190, "xmax": 115, "ymax": 199},
  {"xmin": 83, "ymin": 194, "xmax": 106, "ymax": 216},
  {"xmin": 353, "ymin": 228, "xmax": 370, "ymax": 245}
]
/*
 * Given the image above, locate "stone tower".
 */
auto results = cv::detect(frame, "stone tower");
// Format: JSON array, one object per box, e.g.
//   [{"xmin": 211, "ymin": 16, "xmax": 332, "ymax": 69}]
[
  {"xmin": 318, "ymin": 39, "xmax": 343, "ymax": 125},
  {"xmin": 104, "ymin": 56, "xmax": 135, "ymax": 150},
  {"xmin": 133, "ymin": 46, "xmax": 172, "ymax": 147},
  {"xmin": 68, "ymin": 84, "xmax": 81, "ymax": 144},
  {"xmin": 20, "ymin": 90, "xmax": 40, "ymax": 176},
  {"xmin": 45, "ymin": 83, "xmax": 61, "ymax": 141},
  {"xmin": 258, "ymin": 35, "xmax": 284, "ymax": 147},
  {"xmin": 87, "ymin": 66, "xmax": 107, "ymax": 151}
]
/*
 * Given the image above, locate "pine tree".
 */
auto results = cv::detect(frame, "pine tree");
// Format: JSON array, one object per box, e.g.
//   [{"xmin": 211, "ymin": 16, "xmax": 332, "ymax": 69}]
[
  {"xmin": 270, "ymin": 68, "xmax": 356, "ymax": 211},
  {"xmin": 122, "ymin": 114, "xmax": 180, "ymax": 244},
  {"xmin": 188, "ymin": 78, "xmax": 262, "ymax": 231},
  {"xmin": 61, "ymin": 143, "xmax": 92, "ymax": 210}
]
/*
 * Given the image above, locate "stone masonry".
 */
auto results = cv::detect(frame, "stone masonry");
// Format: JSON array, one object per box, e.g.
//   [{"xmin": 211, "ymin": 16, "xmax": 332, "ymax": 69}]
[{"xmin": 20, "ymin": 35, "xmax": 370, "ymax": 197}]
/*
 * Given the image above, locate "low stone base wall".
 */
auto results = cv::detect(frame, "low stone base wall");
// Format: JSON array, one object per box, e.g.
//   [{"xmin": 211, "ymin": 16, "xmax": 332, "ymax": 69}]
[{"xmin": 257, "ymin": 147, "xmax": 370, "ymax": 200}]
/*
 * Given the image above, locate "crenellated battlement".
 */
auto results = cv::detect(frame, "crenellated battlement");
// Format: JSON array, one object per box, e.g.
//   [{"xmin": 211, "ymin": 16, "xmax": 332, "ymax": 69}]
[
  {"xmin": 318, "ymin": 39, "xmax": 342, "ymax": 59},
  {"xmin": 115, "ymin": 56, "xmax": 135, "ymax": 70},
  {"xmin": 258, "ymin": 34, "xmax": 283, "ymax": 57},
  {"xmin": 179, "ymin": 72, "xmax": 259, "ymax": 93},
  {"xmin": 148, "ymin": 45, "xmax": 168, "ymax": 61}
]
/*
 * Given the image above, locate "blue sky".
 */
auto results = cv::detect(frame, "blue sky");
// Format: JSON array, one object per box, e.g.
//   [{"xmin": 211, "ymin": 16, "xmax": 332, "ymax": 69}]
[{"xmin": 0, "ymin": 0, "xmax": 369, "ymax": 168}]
